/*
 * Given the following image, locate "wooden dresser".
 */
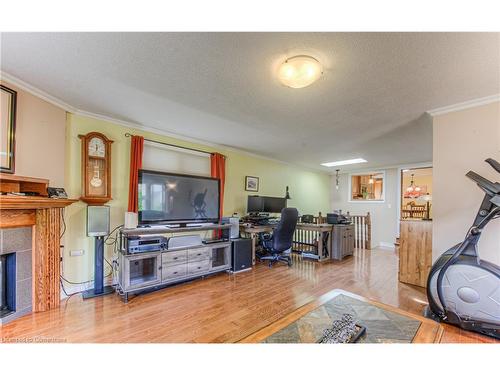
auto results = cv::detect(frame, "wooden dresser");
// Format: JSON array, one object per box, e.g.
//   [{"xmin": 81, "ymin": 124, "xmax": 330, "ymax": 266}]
[{"xmin": 399, "ymin": 220, "xmax": 432, "ymax": 288}]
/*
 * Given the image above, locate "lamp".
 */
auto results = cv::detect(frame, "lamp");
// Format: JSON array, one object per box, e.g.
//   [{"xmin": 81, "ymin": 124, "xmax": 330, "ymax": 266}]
[
  {"xmin": 278, "ymin": 55, "xmax": 323, "ymax": 88},
  {"xmin": 368, "ymin": 175, "xmax": 374, "ymax": 184},
  {"xmin": 285, "ymin": 186, "xmax": 291, "ymax": 200}
]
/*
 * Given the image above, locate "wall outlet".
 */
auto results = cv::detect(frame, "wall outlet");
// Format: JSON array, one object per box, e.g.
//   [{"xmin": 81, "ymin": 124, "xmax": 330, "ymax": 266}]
[{"xmin": 70, "ymin": 249, "xmax": 85, "ymax": 257}]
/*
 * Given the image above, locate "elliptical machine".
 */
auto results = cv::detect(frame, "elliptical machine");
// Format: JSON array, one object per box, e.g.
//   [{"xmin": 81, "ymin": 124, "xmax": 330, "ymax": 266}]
[{"xmin": 425, "ymin": 158, "xmax": 500, "ymax": 339}]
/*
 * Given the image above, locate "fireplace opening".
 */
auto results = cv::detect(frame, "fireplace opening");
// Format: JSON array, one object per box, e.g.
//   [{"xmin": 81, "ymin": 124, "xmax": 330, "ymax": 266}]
[{"xmin": 0, "ymin": 253, "xmax": 16, "ymax": 318}]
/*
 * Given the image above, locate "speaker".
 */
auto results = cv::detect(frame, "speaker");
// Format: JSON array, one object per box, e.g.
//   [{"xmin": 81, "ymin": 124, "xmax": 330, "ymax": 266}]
[
  {"xmin": 83, "ymin": 205, "xmax": 114, "ymax": 299},
  {"xmin": 124, "ymin": 211, "xmax": 138, "ymax": 229},
  {"xmin": 87, "ymin": 205, "xmax": 110, "ymax": 237},
  {"xmin": 231, "ymin": 238, "xmax": 252, "ymax": 273}
]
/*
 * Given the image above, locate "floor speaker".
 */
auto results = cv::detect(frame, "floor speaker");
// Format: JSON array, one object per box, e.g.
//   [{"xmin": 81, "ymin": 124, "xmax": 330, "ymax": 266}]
[
  {"xmin": 231, "ymin": 238, "xmax": 252, "ymax": 273},
  {"xmin": 83, "ymin": 205, "xmax": 114, "ymax": 299}
]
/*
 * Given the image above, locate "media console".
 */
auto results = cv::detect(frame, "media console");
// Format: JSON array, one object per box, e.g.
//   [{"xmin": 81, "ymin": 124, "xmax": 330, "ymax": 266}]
[{"xmin": 118, "ymin": 223, "xmax": 232, "ymax": 302}]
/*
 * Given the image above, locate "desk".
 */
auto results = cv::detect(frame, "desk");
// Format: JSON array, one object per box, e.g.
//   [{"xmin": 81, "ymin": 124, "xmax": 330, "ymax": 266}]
[{"xmin": 240, "ymin": 223, "xmax": 333, "ymax": 264}]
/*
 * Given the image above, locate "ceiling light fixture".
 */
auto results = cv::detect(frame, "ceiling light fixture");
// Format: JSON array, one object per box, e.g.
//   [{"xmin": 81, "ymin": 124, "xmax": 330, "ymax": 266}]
[
  {"xmin": 406, "ymin": 173, "xmax": 422, "ymax": 197},
  {"xmin": 321, "ymin": 158, "xmax": 367, "ymax": 167},
  {"xmin": 278, "ymin": 55, "xmax": 323, "ymax": 88}
]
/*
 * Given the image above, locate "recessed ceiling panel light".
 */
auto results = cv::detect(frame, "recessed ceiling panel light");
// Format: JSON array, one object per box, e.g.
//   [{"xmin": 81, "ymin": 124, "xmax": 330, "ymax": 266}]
[
  {"xmin": 278, "ymin": 55, "xmax": 323, "ymax": 88},
  {"xmin": 321, "ymin": 158, "xmax": 367, "ymax": 167}
]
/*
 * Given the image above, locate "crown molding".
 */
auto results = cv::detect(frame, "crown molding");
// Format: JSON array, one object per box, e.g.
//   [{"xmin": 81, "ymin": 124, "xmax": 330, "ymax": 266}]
[
  {"xmin": 0, "ymin": 71, "xmax": 329, "ymax": 175},
  {"xmin": 0, "ymin": 71, "xmax": 77, "ymax": 112},
  {"xmin": 427, "ymin": 94, "xmax": 500, "ymax": 117}
]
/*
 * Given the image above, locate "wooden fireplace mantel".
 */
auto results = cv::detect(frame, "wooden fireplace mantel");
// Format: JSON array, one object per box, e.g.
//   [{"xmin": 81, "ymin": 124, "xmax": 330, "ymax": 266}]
[
  {"xmin": 0, "ymin": 195, "xmax": 77, "ymax": 209},
  {"xmin": 1, "ymin": 174, "xmax": 77, "ymax": 312}
]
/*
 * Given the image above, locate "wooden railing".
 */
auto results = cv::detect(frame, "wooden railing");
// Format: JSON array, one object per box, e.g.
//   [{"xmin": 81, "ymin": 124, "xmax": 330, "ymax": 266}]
[
  {"xmin": 292, "ymin": 223, "xmax": 332, "ymax": 261},
  {"xmin": 293, "ymin": 211, "xmax": 371, "ymax": 257},
  {"xmin": 347, "ymin": 211, "xmax": 371, "ymax": 250}
]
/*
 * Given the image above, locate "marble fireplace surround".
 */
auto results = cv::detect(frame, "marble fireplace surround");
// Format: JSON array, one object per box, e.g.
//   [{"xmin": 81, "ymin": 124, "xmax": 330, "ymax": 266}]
[{"xmin": 0, "ymin": 227, "xmax": 33, "ymax": 324}]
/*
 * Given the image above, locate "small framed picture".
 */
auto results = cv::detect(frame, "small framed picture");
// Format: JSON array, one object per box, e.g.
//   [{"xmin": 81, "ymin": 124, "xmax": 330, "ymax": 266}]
[{"xmin": 245, "ymin": 176, "xmax": 259, "ymax": 192}]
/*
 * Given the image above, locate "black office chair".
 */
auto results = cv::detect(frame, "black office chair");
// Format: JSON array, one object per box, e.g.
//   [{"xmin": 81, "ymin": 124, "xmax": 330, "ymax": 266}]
[{"xmin": 258, "ymin": 208, "xmax": 299, "ymax": 267}]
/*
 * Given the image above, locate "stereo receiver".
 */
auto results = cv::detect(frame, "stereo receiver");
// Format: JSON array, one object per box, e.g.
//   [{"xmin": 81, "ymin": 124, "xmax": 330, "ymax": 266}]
[{"xmin": 124, "ymin": 236, "xmax": 167, "ymax": 254}]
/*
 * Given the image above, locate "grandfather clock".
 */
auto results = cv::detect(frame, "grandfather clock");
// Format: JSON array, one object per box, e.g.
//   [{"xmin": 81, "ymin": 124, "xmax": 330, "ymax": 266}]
[{"xmin": 79, "ymin": 132, "xmax": 113, "ymax": 204}]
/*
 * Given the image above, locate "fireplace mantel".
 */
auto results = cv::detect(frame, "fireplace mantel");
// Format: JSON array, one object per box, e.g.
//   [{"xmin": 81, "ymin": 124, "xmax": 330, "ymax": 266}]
[
  {"xmin": 0, "ymin": 174, "xmax": 77, "ymax": 314},
  {"xmin": 0, "ymin": 195, "xmax": 77, "ymax": 209}
]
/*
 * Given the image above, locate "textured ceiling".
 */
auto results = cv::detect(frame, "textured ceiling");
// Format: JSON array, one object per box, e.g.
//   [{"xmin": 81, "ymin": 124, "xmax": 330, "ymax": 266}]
[{"xmin": 1, "ymin": 32, "xmax": 499, "ymax": 172}]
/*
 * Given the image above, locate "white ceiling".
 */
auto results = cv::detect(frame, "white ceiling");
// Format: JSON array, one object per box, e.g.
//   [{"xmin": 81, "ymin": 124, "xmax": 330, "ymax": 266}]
[{"xmin": 1, "ymin": 32, "xmax": 499, "ymax": 172}]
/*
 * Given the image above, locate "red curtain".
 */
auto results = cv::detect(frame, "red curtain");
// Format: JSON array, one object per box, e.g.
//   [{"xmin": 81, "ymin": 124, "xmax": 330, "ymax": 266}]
[
  {"xmin": 210, "ymin": 153, "xmax": 226, "ymax": 220},
  {"xmin": 127, "ymin": 135, "xmax": 144, "ymax": 212}
]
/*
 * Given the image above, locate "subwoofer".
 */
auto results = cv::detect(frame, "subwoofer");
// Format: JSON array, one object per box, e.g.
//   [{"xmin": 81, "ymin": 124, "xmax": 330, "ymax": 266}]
[{"xmin": 231, "ymin": 238, "xmax": 252, "ymax": 273}]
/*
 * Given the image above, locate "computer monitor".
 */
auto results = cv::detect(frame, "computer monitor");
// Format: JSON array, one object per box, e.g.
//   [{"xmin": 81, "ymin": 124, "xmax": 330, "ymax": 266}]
[
  {"xmin": 247, "ymin": 195, "xmax": 286, "ymax": 214},
  {"xmin": 247, "ymin": 196, "xmax": 264, "ymax": 213},
  {"xmin": 263, "ymin": 197, "xmax": 287, "ymax": 213}
]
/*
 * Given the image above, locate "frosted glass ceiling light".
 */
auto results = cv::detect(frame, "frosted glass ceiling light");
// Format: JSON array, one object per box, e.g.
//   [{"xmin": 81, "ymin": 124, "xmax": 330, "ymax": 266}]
[{"xmin": 278, "ymin": 55, "xmax": 323, "ymax": 88}]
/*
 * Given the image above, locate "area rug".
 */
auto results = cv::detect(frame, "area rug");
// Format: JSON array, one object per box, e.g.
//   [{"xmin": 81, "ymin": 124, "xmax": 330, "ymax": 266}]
[{"xmin": 262, "ymin": 294, "xmax": 421, "ymax": 343}]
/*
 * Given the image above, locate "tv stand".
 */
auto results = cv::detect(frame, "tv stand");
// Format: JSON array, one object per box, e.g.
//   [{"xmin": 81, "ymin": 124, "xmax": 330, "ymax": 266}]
[{"xmin": 118, "ymin": 223, "xmax": 233, "ymax": 302}]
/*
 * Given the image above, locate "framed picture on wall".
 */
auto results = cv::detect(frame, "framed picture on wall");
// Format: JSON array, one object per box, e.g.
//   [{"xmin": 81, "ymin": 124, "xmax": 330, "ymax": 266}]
[
  {"xmin": 0, "ymin": 85, "xmax": 17, "ymax": 174},
  {"xmin": 245, "ymin": 176, "xmax": 259, "ymax": 192}
]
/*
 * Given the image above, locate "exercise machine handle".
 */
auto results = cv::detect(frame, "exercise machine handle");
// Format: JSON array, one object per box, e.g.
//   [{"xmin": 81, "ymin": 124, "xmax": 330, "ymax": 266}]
[
  {"xmin": 466, "ymin": 171, "xmax": 500, "ymax": 195},
  {"xmin": 486, "ymin": 158, "xmax": 500, "ymax": 174}
]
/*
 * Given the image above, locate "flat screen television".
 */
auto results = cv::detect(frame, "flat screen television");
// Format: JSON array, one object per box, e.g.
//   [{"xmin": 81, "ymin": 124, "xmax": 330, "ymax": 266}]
[{"xmin": 138, "ymin": 170, "xmax": 220, "ymax": 225}]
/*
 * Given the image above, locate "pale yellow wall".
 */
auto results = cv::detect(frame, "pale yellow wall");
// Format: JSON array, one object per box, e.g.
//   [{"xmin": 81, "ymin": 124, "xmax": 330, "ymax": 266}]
[
  {"xmin": 433, "ymin": 101, "xmax": 500, "ymax": 264},
  {"xmin": 0, "ymin": 82, "xmax": 66, "ymax": 186},
  {"xmin": 63, "ymin": 113, "xmax": 331, "ymax": 284}
]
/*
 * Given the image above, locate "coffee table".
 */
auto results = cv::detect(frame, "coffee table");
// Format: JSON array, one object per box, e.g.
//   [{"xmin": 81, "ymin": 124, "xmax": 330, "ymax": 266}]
[{"xmin": 239, "ymin": 289, "xmax": 443, "ymax": 343}]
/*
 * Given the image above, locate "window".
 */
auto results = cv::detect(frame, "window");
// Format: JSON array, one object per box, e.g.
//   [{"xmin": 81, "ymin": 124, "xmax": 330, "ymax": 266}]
[
  {"xmin": 142, "ymin": 140, "xmax": 210, "ymax": 176},
  {"xmin": 349, "ymin": 172, "xmax": 385, "ymax": 202}
]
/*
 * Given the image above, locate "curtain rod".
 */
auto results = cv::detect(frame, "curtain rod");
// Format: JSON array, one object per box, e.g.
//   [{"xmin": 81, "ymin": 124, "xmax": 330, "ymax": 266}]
[{"xmin": 124, "ymin": 133, "xmax": 226, "ymax": 159}]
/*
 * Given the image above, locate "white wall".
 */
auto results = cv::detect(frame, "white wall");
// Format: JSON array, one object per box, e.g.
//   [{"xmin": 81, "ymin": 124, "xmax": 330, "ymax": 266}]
[
  {"xmin": 331, "ymin": 168, "xmax": 399, "ymax": 248},
  {"xmin": 433, "ymin": 101, "xmax": 500, "ymax": 264}
]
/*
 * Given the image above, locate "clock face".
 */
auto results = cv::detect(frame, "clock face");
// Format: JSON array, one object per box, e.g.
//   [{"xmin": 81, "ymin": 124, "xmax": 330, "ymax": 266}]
[{"xmin": 88, "ymin": 137, "xmax": 105, "ymax": 157}]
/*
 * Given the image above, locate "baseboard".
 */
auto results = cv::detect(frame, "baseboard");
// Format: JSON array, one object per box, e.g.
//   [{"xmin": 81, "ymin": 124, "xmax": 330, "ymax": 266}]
[
  {"xmin": 60, "ymin": 277, "xmax": 115, "ymax": 299},
  {"xmin": 379, "ymin": 242, "xmax": 396, "ymax": 249}
]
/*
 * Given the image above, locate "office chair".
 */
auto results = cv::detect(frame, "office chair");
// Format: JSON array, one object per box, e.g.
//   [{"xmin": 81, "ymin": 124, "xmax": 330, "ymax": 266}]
[{"xmin": 258, "ymin": 207, "xmax": 299, "ymax": 267}]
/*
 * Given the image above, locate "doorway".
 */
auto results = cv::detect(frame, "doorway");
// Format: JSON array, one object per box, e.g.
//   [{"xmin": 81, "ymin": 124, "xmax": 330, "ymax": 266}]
[{"xmin": 400, "ymin": 167, "xmax": 433, "ymax": 221}]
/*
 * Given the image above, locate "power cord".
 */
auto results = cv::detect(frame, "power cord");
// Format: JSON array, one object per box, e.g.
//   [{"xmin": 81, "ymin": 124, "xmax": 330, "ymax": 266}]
[
  {"xmin": 60, "ymin": 207, "xmax": 67, "ymax": 239},
  {"xmin": 59, "ymin": 224, "xmax": 122, "ymax": 294}
]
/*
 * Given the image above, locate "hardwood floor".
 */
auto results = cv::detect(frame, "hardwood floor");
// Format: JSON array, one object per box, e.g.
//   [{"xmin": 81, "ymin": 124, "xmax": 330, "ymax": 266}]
[{"xmin": 0, "ymin": 248, "xmax": 497, "ymax": 343}]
